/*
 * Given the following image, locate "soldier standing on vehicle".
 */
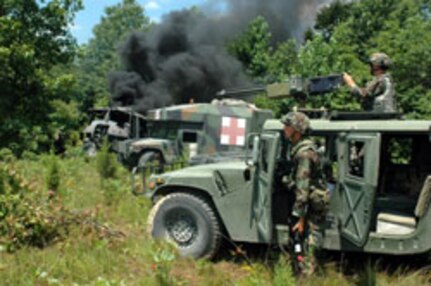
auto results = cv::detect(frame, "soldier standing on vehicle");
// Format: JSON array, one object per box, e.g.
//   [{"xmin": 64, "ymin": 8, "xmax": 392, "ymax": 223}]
[
  {"xmin": 281, "ymin": 112, "xmax": 329, "ymax": 275},
  {"xmin": 343, "ymin": 52, "xmax": 397, "ymax": 112}
]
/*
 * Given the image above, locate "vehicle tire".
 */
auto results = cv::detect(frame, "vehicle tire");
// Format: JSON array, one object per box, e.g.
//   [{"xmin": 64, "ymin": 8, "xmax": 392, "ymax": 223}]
[
  {"xmin": 147, "ymin": 193, "xmax": 222, "ymax": 259},
  {"xmin": 83, "ymin": 140, "xmax": 97, "ymax": 157}
]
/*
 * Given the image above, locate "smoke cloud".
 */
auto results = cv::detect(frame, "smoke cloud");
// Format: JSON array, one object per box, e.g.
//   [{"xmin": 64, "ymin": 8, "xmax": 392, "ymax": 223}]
[{"xmin": 109, "ymin": 0, "xmax": 332, "ymax": 112}]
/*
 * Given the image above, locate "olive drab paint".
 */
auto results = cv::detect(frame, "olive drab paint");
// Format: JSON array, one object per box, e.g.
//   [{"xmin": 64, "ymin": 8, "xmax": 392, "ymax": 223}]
[
  {"xmin": 147, "ymin": 116, "xmax": 431, "ymax": 259},
  {"xmin": 118, "ymin": 99, "xmax": 273, "ymax": 168}
]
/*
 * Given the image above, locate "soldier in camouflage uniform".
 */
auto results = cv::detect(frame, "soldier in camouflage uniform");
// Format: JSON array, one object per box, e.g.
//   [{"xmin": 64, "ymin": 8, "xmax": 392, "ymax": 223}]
[
  {"xmin": 281, "ymin": 112, "xmax": 329, "ymax": 275},
  {"xmin": 343, "ymin": 52, "xmax": 397, "ymax": 112}
]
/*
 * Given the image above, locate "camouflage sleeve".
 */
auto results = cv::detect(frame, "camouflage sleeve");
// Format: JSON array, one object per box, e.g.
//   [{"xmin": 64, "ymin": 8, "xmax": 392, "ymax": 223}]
[
  {"xmin": 292, "ymin": 151, "xmax": 312, "ymax": 218},
  {"xmin": 351, "ymin": 78, "xmax": 381, "ymax": 99},
  {"xmin": 373, "ymin": 76, "xmax": 396, "ymax": 112},
  {"xmin": 351, "ymin": 85, "xmax": 367, "ymax": 98}
]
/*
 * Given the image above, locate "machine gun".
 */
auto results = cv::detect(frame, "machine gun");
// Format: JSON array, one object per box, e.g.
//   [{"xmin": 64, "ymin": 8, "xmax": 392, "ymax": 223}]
[{"xmin": 216, "ymin": 74, "xmax": 344, "ymax": 101}]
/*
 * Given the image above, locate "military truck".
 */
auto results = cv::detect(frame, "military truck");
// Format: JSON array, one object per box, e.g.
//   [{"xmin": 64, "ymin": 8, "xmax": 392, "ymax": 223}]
[
  {"xmin": 144, "ymin": 78, "xmax": 431, "ymax": 259},
  {"xmin": 117, "ymin": 99, "xmax": 274, "ymax": 169},
  {"xmin": 82, "ymin": 107, "xmax": 145, "ymax": 155}
]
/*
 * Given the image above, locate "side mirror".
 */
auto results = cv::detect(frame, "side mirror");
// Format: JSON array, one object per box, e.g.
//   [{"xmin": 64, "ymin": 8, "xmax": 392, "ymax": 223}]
[{"xmin": 246, "ymin": 133, "xmax": 260, "ymax": 166}]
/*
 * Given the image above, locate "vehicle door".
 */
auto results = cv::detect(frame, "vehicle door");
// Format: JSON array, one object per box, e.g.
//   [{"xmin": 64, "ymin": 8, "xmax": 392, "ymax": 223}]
[
  {"xmin": 337, "ymin": 132, "xmax": 381, "ymax": 247},
  {"xmin": 252, "ymin": 131, "xmax": 280, "ymax": 243},
  {"xmin": 178, "ymin": 129, "xmax": 203, "ymax": 159}
]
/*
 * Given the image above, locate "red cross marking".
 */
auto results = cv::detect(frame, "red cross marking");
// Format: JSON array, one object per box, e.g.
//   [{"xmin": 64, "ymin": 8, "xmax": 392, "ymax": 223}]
[{"xmin": 220, "ymin": 117, "xmax": 246, "ymax": 146}]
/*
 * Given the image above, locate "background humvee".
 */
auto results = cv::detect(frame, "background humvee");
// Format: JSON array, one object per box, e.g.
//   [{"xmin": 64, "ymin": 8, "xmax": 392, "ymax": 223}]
[
  {"xmin": 82, "ymin": 107, "xmax": 145, "ymax": 155},
  {"xmin": 117, "ymin": 99, "xmax": 273, "ymax": 169}
]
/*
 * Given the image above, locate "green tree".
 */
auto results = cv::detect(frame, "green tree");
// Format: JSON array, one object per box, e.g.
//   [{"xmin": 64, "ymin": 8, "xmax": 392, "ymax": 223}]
[
  {"xmin": 367, "ymin": 0, "xmax": 431, "ymax": 117},
  {"xmin": 0, "ymin": 0, "xmax": 83, "ymax": 155},
  {"xmin": 229, "ymin": 16, "xmax": 272, "ymax": 80},
  {"xmin": 314, "ymin": 0, "xmax": 353, "ymax": 40},
  {"xmin": 76, "ymin": 0, "xmax": 150, "ymax": 109},
  {"xmin": 267, "ymin": 39, "xmax": 299, "ymax": 81}
]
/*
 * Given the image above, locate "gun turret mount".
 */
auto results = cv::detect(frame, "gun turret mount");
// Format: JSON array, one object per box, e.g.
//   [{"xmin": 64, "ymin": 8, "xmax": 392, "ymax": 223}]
[{"xmin": 216, "ymin": 74, "xmax": 344, "ymax": 101}]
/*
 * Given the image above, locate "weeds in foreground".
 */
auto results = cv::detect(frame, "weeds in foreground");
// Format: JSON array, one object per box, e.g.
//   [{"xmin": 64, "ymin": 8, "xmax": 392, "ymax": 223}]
[
  {"xmin": 151, "ymin": 242, "xmax": 179, "ymax": 285},
  {"xmin": 0, "ymin": 164, "xmax": 72, "ymax": 251},
  {"xmin": 273, "ymin": 257, "xmax": 296, "ymax": 286},
  {"xmin": 0, "ymin": 156, "xmax": 430, "ymax": 285}
]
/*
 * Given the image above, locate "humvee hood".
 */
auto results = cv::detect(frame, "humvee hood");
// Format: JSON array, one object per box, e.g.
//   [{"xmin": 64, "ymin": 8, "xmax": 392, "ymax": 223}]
[
  {"xmin": 149, "ymin": 160, "xmax": 250, "ymax": 197},
  {"xmin": 166, "ymin": 161, "xmax": 247, "ymax": 178},
  {"xmin": 131, "ymin": 138, "xmax": 170, "ymax": 147}
]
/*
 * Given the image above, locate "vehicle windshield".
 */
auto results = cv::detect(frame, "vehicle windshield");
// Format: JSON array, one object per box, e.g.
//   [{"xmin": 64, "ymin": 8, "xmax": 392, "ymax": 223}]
[{"xmin": 147, "ymin": 120, "xmax": 203, "ymax": 140}]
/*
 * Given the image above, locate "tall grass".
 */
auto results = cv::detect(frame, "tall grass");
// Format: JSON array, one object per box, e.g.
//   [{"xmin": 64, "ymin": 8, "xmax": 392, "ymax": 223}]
[{"xmin": 0, "ymin": 155, "xmax": 430, "ymax": 285}]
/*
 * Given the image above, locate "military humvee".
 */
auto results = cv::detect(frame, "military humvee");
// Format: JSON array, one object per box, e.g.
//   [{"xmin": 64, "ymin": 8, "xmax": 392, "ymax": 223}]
[
  {"xmin": 145, "ymin": 111, "xmax": 431, "ymax": 259},
  {"xmin": 117, "ymin": 99, "xmax": 273, "ymax": 169},
  {"xmin": 82, "ymin": 107, "xmax": 145, "ymax": 155}
]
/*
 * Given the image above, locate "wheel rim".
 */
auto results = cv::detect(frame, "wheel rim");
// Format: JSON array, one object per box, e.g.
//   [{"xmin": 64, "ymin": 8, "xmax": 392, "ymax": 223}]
[{"xmin": 165, "ymin": 208, "xmax": 198, "ymax": 247}]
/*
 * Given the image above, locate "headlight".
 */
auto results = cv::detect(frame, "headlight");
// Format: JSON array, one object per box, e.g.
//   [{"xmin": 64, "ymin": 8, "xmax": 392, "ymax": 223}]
[
  {"xmin": 148, "ymin": 177, "xmax": 165, "ymax": 190},
  {"xmin": 148, "ymin": 180, "xmax": 156, "ymax": 190}
]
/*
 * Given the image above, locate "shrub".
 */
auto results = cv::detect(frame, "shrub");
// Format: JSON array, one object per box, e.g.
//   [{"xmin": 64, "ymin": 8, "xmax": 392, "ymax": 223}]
[
  {"xmin": 96, "ymin": 139, "xmax": 118, "ymax": 180},
  {"xmin": 102, "ymin": 178, "xmax": 124, "ymax": 206},
  {"xmin": 46, "ymin": 155, "xmax": 61, "ymax": 194},
  {"xmin": 0, "ymin": 148, "xmax": 15, "ymax": 163},
  {"xmin": 21, "ymin": 150, "xmax": 38, "ymax": 161},
  {"xmin": 64, "ymin": 145, "xmax": 86, "ymax": 159},
  {"xmin": 0, "ymin": 165, "xmax": 73, "ymax": 251}
]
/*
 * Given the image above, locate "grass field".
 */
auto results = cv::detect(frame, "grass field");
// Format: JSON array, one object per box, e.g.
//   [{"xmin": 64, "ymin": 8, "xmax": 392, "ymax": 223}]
[{"xmin": 0, "ymin": 153, "xmax": 430, "ymax": 285}]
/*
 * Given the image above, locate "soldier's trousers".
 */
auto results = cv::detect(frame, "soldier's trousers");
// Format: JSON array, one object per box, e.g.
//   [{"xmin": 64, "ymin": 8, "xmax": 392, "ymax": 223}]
[{"xmin": 301, "ymin": 221, "xmax": 324, "ymax": 276}]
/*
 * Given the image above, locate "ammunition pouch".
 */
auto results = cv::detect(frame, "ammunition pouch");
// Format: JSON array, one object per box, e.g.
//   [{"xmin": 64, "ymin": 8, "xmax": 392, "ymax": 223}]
[{"xmin": 309, "ymin": 187, "xmax": 330, "ymax": 214}]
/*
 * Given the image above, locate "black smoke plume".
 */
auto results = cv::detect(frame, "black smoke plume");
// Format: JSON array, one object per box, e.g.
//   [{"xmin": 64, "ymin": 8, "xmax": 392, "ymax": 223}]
[{"xmin": 109, "ymin": 0, "xmax": 332, "ymax": 112}]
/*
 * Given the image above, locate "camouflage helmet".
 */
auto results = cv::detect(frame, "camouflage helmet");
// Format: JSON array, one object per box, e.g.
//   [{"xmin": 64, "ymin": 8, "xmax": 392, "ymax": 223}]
[
  {"xmin": 369, "ymin": 52, "xmax": 392, "ymax": 69},
  {"xmin": 280, "ymin": 112, "xmax": 310, "ymax": 134}
]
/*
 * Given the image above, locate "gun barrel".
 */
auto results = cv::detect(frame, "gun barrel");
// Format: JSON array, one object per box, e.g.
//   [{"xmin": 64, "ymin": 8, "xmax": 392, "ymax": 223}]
[{"xmin": 266, "ymin": 77, "xmax": 307, "ymax": 99}]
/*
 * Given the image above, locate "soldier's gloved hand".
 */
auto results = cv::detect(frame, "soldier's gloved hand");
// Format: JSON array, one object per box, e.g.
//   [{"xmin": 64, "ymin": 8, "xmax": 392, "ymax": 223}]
[
  {"xmin": 292, "ymin": 217, "xmax": 305, "ymax": 234},
  {"xmin": 343, "ymin": 72, "xmax": 356, "ymax": 88}
]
